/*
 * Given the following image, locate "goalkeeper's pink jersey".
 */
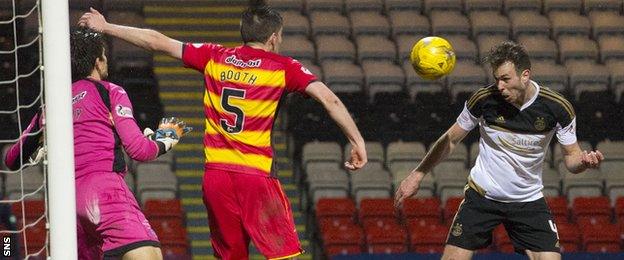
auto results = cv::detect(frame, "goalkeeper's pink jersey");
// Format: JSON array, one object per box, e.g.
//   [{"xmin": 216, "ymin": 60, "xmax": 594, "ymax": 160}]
[{"xmin": 4, "ymin": 79, "xmax": 159, "ymax": 177}]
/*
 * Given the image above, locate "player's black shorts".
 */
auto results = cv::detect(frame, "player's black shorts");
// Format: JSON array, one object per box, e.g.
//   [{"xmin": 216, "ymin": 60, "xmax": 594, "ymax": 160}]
[{"xmin": 446, "ymin": 187, "xmax": 560, "ymax": 254}]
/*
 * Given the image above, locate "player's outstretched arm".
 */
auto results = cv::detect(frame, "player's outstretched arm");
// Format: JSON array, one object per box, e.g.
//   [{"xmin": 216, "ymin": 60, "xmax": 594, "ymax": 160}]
[
  {"xmin": 394, "ymin": 123, "xmax": 468, "ymax": 208},
  {"xmin": 561, "ymin": 142, "xmax": 604, "ymax": 174},
  {"xmin": 79, "ymin": 8, "xmax": 183, "ymax": 59},
  {"xmin": 305, "ymin": 82, "xmax": 367, "ymax": 171}
]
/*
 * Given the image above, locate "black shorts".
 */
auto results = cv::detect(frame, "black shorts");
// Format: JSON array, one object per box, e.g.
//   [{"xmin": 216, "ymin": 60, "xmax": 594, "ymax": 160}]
[{"xmin": 446, "ymin": 188, "xmax": 560, "ymax": 254}]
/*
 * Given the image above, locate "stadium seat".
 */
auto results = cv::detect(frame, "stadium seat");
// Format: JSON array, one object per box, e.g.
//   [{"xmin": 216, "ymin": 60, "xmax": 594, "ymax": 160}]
[
  {"xmin": 390, "ymin": 162, "xmax": 436, "ymax": 197},
  {"xmin": 603, "ymin": 161, "xmax": 624, "ymax": 204},
  {"xmin": 548, "ymin": 11, "xmax": 591, "ymax": 38},
  {"xmin": 402, "ymin": 60, "xmax": 446, "ymax": 101},
  {"xmin": 560, "ymin": 161, "xmax": 603, "ymax": 201},
  {"xmin": 508, "ymin": 11, "xmax": 551, "ymax": 38},
  {"xmin": 572, "ymin": 196, "xmax": 612, "ymax": 225},
  {"xmin": 144, "ymin": 199, "xmax": 184, "ymax": 220},
  {"xmin": 442, "ymin": 35, "xmax": 478, "ymax": 61},
  {"xmin": 385, "ymin": 0, "xmax": 423, "ymax": 11},
  {"xmin": 543, "ymin": 0, "xmax": 583, "ymax": 13},
  {"xmin": 430, "ymin": 11, "xmax": 471, "ymax": 36},
  {"xmin": 316, "ymin": 198, "xmax": 357, "ymax": 220},
  {"xmin": 546, "ymin": 196, "xmax": 570, "ymax": 222},
  {"xmin": 306, "ymin": 0, "xmax": 344, "ymax": 12},
  {"xmin": 355, "ymin": 36, "xmax": 397, "ymax": 62},
  {"xmin": 395, "ymin": 34, "xmax": 428, "ymax": 62},
  {"xmin": 266, "ymin": 0, "xmax": 304, "ymax": 11},
  {"xmin": 444, "ymin": 197, "xmax": 464, "ymax": 224},
  {"xmin": 607, "ymin": 59, "xmax": 624, "ymax": 102},
  {"xmin": 306, "ymin": 164, "xmax": 350, "ymax": 203},
  {"xmin": 401, "ymin": 197, "xmax": 442, "ymax": 224},
  {"xmin": 362, "ymin": 61, "xmax": 405, "ymax": 98},
  {"xmin": 11, "ymin": 200, "xmax": 45, "ymax": 221},
  {"xmin": 580, "ymin": 223, "xmax": 621, "ymax": 253},
  {"xmin": 556, "ymin": 221, "xmax": 581, "ymax": 252},
  {"xmin": 558, "ymin": 35, "xmax": 599, "ymax": 62},
  {"xmin": 321, "ymin": 223, "xmax": 365, "ymax": 252},
  {"xmin": 18, "ymin": 219, "xmax": 46, "ymax": 256},
  {"xmin": 344, "ymin": 142, "xmax": 384, "ymax": 164},
  {"xmin": 464, "ymin": 0, "xmax": 503, "ymax": 12},
  {"xmin": 344, "ymin": 0, "xmax": 383, "ymax": 11},
  {"xmin": 325, "ymin": 245, "xmax": 363, "ymax": 257},
  {"xmin": 388, "ymin": 11, "xmax": 430, "ymax": 36},
  {"xmin": 517, "ymin": 35, "xmax": 559, "ymax": 61},
  {"xmin": 280, "ymin": 11, "xmax": 310, "ymax": 36},
  {"xmin": 583, "ymin": 0, "xmax": 622, "ymax": 13},
  {"xmin": 102, "ymin": 0, "xmax": 142, "ymax": 12},
  {"xmin": 359, "ymin": 198, "xmax": 397, "ymax": 220},
  {"xmin": 503, "ymin": 0, "xmax": 542, "ymax": 13},
  {"xmin": 315, "ymin": 35, "xmax": 356, "ymax": 62},
  {"xmin": 150, "ymin": 218, "xmax": 187, "ymax": 243},
  {"xmin": 447, "ymin": 60, "xmax": 488, "ymax": 101},
  {"xmin": 476, "ymin": 34, "xmax": 510, "ymax": 62},
  {"xmin": 542, "ymin": 166, "xmax": 562, "ymax": 197},
  {"xmin": 350, "ymin": 163, "xmax": 393, "ymax": 203},
  {"xmin": 566, "ymin": 60, "xmax": 610, "ymax": 100},
  {"xmin": 136, "ymin": 163, "xmax": 178, "ymax": 203},
  {"xmin": 408, "ymin": 223, "xmax": 448, "ymax": 253},
  {"xmin": 309, "ymin": 12, "xmax": 349, "ymax": 36},
  {"xmin": 5, "ymin": 165, "xmax": 44, "ymax": 200},
  {"xmin": 598, "ymin": 35, "xmax": 624, "ymax": 62},
  {"xmin": 469, "ymin": 11, "xmax": 511, "ymax": 37},
  {"xmin": 349, "ymin": 11, "xmax": 390, "ymax": 36},
  {"xmin": 530, "ymin": 60, "xmax": 568, "ymax": 93},
  {"xmin": 320, "ymin": 61, "xmax": 364, "ymax": 93},
  {"xmin": 588, "ymin": 11, "xmax": 624, "ymax": 38},
  {"xmin": 301, "ymin": 141, "xmax": 343, "ymax": 167},
  {"xmin": 364, "ymin": 222, "xmax": 408, "ymax": 253}
]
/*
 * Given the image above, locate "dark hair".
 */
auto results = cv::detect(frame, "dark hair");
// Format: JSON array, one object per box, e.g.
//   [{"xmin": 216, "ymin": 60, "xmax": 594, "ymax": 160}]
[
  {"xmin": 240, "ymin": 5, "xmax": 283, "ymax": 44},
  {"xmin": 70, "ymin": 28, "xmax": 106, "ymax": 81},
  {"xmin": 485, "ymin": 41, "xmax": 531, "ymax": 74}
]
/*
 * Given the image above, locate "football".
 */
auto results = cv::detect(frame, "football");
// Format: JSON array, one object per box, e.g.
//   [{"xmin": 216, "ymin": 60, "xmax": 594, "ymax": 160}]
[{"xmin": 410, "ymin": 36, "xmax": 456, "ymax": 80}]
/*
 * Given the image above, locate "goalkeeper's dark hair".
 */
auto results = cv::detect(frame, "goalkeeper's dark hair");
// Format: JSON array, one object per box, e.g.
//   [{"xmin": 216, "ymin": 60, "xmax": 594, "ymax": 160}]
[
  {"xmin": 70, "ymin": 28, "xmax": 106, "ymax": 82},
  {"xmin": 484, "ymin": 41, "xmax": 531, "ymax": 74},
  {"xmin": 240, "ymin": 5, "xmax": 283, "ymax": 44}
]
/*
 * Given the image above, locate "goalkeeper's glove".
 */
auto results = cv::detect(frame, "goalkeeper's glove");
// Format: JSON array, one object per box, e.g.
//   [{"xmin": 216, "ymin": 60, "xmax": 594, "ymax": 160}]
[{"xmin": 144, "ymin": 117, "xmax": 192, "ymax": 153}]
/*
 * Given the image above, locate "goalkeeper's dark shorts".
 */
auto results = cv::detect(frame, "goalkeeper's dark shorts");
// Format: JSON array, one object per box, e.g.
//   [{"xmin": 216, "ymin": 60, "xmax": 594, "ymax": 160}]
[{"xmin": 446, "ymin": 187, "xmax": 560, "ymax": 254}]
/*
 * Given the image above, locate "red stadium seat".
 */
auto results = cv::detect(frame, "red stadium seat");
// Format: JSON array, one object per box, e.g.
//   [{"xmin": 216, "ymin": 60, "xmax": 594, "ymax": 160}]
[
  {"xmin": 12, "ymin": 200, "xmax": 45, "ymax": 221},
  {"xmin": 144, "ymin": 199, "xmax": 184, "ymax": 220},
  {"xmin": 359, "ymin": 198, "xmax": 396, "ymax": 219},
  {"xmin": 493, "ymin": 225, "xmax": 514, "ymax": 253},
  {"xmin": 555, "ymin": 222, "xmax": 580, "ymax": 253},
  {"xmin": 321, "ymin": 223, "xmax": 365, "ymax": 249},
  {"xmin": 318, "ymin": 217, "xmax": 357, "ymax": 233},
  {"xmin": 150, "ymin": 218, "xmax": 187, "ymax": 242},
  {"xmin": 325, "ymin": 245, "xmax": 362, "ymax": 257},
  {"xmin": 18, "ymin": 220, "xmax": 47, "ymax": 256},
  {"xmin": 401, "ymin": 197, "xmax": 442, "ymax": 222},
  {"xmin": 406, "ymin": 217, "xmax": 443, "ymax": 228},
  {"xmin": 443, "ymin": 197, "xmax": 464, "ymax": 224},
  {"xmin": 408, "ymin": 222, "xmax": 448, "ymax": 253},
  {"xmin": 581, "ymin": 223, "xmax": 620, "ymax": 253},
  {"xmin": 316, "ymin": 198, "xmax": 356, "ymax": 219},
  {"xmin": 572, "ymin": 197, "xmax": 612, "ymax": 224},
  {"xmin": 546, "ymin": 196, "xmax": 569, "ymax": 222},
  {"xmin": 364, "ymin": 222, "xmax": 408, "ymax": 254},
  {"xmin": 614, "ymin": 197, "xmax": 624, "ymax": 221},
  {"xmin": 162, "ymin": 246, "xmax": 191, "ymax": 260}
]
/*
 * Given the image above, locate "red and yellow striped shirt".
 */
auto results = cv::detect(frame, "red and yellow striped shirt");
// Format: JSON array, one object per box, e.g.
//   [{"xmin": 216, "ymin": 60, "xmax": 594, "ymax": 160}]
[{"xmin": 182, "ymin": 43, "xmax": 317, "ymax": 176}]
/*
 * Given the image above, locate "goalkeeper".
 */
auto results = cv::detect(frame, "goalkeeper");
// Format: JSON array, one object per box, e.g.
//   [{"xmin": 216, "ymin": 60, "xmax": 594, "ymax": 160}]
[{"xmin": 3, "ymin": 29, "xmax": 190, "ymax": 259}]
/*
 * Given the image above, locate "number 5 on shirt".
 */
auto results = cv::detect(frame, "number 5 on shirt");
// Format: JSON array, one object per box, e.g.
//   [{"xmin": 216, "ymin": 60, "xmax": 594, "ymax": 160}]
[{"xmin": 220, "ymin": 88, "xmax": 246, "ymax": 134}]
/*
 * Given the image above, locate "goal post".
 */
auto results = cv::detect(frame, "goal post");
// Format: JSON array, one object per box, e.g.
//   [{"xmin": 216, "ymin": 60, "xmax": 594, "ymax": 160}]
[{"xmin": 41, "ymin": 0, "xmax": 77, "ymax": 258}]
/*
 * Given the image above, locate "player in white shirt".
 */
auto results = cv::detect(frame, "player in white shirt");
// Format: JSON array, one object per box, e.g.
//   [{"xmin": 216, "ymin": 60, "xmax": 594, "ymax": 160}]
[{"xmin": 395, "ymin": 42, "xmax": 604, "ymax": 260}]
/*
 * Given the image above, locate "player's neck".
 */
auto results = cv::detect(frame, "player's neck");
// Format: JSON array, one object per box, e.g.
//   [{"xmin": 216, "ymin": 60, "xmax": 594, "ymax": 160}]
[
  {"xmin": 518, "ymin": 81, "xmax": 536, "ymax": 106},
  {"xmin": 87, "ymin": 71, "xmax": 101, "ymax": 81},
  {"xmin": 245, "ymin": 42, "xmax": 272, "ymax": 53}
]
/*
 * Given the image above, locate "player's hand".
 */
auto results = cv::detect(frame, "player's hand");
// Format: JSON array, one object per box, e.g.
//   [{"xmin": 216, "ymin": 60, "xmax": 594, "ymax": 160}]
[
  {"xmin": 152, "ymin": 117, "xmax": 192, "ymax": 152},
  {"xmin": 581, "ymin": 150, "xmax": 604, "ymax": 169},
  {"xmin": 345, "ymin": 143, "xmax": 367, "ymax": 171},
  {"xmin": 78, "ymin": 8, "xmax": 109, "ymax": 33},
  {"xmin": 394, "ymin": 171, "xmax": 425, "ymax": 209}
]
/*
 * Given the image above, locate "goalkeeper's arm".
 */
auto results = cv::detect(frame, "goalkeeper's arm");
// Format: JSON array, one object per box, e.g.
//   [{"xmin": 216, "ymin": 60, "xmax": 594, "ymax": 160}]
[{"xmin": 4, "ymin": 112, "xmax": 44, "ymax": 171}]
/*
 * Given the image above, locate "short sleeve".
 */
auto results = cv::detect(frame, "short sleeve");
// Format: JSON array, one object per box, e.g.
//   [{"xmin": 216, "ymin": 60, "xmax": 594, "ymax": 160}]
[
  {"xmin": 182, "ymin": 43, "xmax": 220, "ymax": 72},
  {"xmin": 457, "ymin": 103, "xmax": 479, "ymax": 131},
  {"xmin": 555, "ymin": 118, "xmax": 577, "ymax": 145},
  {"xmin": 285, "ymin": 59, "xmax": 318, "ymax": 93}
]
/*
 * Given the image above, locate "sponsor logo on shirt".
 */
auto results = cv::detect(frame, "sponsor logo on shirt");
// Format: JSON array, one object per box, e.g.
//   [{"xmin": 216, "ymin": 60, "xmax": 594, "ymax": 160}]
[
  {"xmin": 115, "ymin": 105, "xmax": 133, "ymax": 118},
  {"xmin": 72, "ymin": 91, "xmax": 87, "ymax": 104},
  {"xmin": 225, "ymin": 55, "xmax": 261, "ymax": 68}
]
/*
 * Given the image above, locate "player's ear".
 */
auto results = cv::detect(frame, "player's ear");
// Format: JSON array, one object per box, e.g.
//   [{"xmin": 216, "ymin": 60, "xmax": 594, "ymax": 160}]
[{"xmin": 520, "ymin": 69, "xmax": 530, "ymax": 84}]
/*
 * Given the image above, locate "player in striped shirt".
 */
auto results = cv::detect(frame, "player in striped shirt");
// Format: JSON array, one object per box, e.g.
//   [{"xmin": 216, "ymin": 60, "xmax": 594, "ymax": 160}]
[{"xmin": 80, "ymin": 5, "xmax": 368, "ymax": 259}]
